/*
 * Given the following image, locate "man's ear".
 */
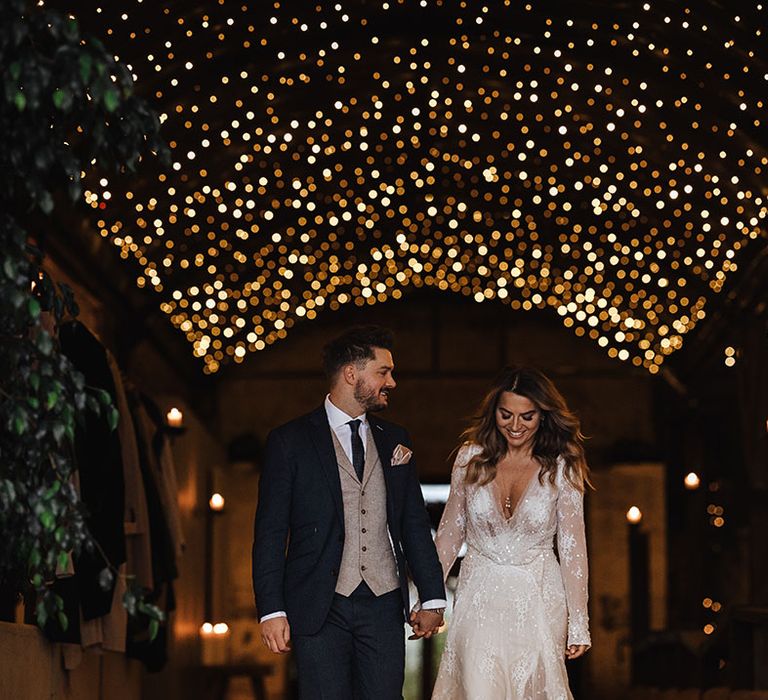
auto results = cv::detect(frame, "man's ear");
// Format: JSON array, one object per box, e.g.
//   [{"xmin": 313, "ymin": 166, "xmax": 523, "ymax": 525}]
[{"xmin": 342, "ymin": 363, "xmax": 357, "ymax": 386}]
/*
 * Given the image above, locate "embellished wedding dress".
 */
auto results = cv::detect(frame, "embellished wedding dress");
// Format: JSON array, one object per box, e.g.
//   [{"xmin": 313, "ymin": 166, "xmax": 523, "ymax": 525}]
[{"xmin": 431, "ymin": 444, "xmax": 590, "ymax": 700}]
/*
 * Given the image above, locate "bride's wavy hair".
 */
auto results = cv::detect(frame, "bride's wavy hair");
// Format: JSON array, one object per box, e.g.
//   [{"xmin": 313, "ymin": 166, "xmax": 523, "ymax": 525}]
[{"xmin": 460, "ymin": 366, "xmax": 592, "ymax": 492}]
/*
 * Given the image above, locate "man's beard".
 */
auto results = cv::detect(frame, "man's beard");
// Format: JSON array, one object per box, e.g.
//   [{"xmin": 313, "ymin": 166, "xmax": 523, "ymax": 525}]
[{"xmin": 354, "ymin": 379, "xmax": 388, "ymax": 412}]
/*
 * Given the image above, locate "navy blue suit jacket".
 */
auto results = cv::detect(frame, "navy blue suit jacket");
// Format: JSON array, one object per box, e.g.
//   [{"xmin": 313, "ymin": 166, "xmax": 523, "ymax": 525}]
[{"xmin": 252, "ymin": 406, "xmax": 445, "ymax": 636}]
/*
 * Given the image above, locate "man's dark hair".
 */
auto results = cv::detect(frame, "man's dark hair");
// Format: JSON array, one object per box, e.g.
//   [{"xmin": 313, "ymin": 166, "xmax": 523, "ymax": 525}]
[{"xmin": 322, "ymin": 325, "xmax": 394, "ymax": 379}]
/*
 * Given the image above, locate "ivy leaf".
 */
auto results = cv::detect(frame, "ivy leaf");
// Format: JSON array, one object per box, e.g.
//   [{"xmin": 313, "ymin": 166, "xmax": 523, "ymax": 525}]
[
  {"xmin": 95, "ymin": 388, "xmax": 112, "ymax": 407},
  {"xmin": 107, "ymin": 407, "xmax": 119, "ymax": 431},
  {"xmin": 28, "ymin": 298, "xmax": 41, "ymax": 319},
  {"xmin": 40, "ymin": 509, "xmax": 55, "ymax": 531},
  {"xmin": 37, "ymin": 331, "xmax": 53, "ymax": 355},
  {"xmin": 97, "ymin": 567, "xmax": 114, "ymax": 591},
  {"xmin": 3, "ymin": 258, "xmax": 15, "ymax": 279},
  {"xmin": 13, "ymin": 407, "xmax": 28, "ymax": 435},
  {"xmin": 149, "ymin": 618, "xmax": 160, "ymax": 641},
  {"xmin": 68, "ymin": 180, "xmax": 82, "ymax": 202},
  {"xmin": 79, "ymin": 54, "xmax": 92, "ymax": 82},
  {"xmin": 104, "ymin": 87, "xmax": 119, "ymax": 113},
  {"xmin": 36, "ymin": 602, "xmax": 48, "ymax": 628},
  {"xmin": 14, "ymin": 91, "xmax": 26, "ymax": 111},
  {"xmin": 44, "ymin": 481, "xmax": 61, "ymax": 500},
  {"xmin": 52, "ymin": 422, "xmax": 66, "ymax": 444},
  {"xmin": 29, "ymin": 549, "xmax": 41, "ymax": 568},
  {"xmin": 57, "ymin": 612, "xmax": 69, "ymax": 632},
  {"xmin": 46, "ymin": 389, "xmax": 59, "ymax": 410},
  {"xmin": 123, "ymin": 588, "xmax": 137, "ymax": 616},
  {"xmin": 38, "ymin": 191, "xmax": 54, "ymax": 215},
  {"xmin": 58, "ymin": 551, "xmax": 70, "ymax": 571}
]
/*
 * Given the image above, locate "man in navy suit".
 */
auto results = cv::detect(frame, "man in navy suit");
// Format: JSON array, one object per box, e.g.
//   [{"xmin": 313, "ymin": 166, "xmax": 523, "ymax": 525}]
[{"xmin": 252, "ymin": 326, "xmax": 446, "ymax": 699}]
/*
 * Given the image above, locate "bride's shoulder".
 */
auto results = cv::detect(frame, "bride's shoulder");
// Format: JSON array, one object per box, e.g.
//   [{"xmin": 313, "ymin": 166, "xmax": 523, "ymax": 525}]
[{"xmin": 454, "ymin": 441, "xmax": 482, "ymax": 467}]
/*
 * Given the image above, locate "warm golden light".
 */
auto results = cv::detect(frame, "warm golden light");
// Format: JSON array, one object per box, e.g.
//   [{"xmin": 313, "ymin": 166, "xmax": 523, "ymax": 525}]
[
  {"xmin": 209, "ymin": 493, "xmax": 225, "ymax": 511},
  {"xmin": 72, "ymin": 1, "xmax": 768, "ymax": 373},
  {"xmin": 166, "ymin": 407, "xmax": 183, "ymax": 428},
  {"xmin": 626, "ymin": 506, "xmax": 643, "ymax": 524},
  {"xmin": 200, "ymin": 621, "xmax": 230, "ymax": 665},
  {"xmin": 684, "ymin": 472, "xmax": 701, "ymax": 490}
]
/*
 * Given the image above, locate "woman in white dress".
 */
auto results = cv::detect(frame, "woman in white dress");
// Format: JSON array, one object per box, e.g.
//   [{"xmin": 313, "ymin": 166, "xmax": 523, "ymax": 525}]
[{"xmin": 427, "ymin": 366, "xmax": 591, "ymax": 699}]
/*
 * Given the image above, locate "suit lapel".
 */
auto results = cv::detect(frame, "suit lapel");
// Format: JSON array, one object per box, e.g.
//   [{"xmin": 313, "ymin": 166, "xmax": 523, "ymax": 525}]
[
  {"xmin": 368, "ymin": 416, "xmax": 395, "ymax": 522},
  {"xmin": 308, "ymin": 407, "xmax": 344, "ymax": 524}
]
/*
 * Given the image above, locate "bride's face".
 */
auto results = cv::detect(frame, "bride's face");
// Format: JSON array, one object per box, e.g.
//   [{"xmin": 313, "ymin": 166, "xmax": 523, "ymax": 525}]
[{"xmin": 495, "ymin": 391, "xmax": 541, "ymax": 451}]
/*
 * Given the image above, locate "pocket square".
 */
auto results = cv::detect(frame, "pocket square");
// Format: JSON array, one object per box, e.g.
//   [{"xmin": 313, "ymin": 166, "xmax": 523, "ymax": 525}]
[{"xmin": 391, "ymin": 444, "xmax": 412, "ymax": 466}]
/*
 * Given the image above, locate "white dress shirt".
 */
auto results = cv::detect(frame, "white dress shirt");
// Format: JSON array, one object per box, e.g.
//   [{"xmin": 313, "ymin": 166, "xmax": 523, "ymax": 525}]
[
  {"xmin": 259, "ymin": 396, "xmax": 445, "ymax": 622},
  {"xmin": 324, "ymin": 394, "xmax": 368, "ymax": 464}
]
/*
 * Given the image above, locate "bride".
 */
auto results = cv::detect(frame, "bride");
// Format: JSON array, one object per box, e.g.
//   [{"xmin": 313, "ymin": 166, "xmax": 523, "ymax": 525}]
[{"xmin": 423, "ymin": 366, "xmax": 591, "ymax": 699}]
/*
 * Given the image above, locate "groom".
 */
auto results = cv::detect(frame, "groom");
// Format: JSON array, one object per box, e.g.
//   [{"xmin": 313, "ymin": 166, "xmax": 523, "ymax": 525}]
[{"xmin": 252, "ymin": 325, "xmax": 446, "ymax": 699}]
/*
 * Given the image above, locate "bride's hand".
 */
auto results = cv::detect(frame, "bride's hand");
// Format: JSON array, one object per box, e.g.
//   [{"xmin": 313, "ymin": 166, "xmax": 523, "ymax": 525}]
[{"xmin": 565, "ymin": 644, "xmax": 589, "ymax": 660}]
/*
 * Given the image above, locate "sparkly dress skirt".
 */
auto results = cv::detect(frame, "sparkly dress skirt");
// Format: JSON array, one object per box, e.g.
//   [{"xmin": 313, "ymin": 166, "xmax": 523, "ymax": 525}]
[{"xmin": 432, "ymin": 546, "xmax": 571, "ymax": 700}]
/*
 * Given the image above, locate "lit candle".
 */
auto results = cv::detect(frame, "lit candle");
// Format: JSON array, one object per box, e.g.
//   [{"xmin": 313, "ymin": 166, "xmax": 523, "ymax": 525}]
[
  {"xmin": 166, "ymin": 407, "xmax": 183, "ymax": 428},
  {"xmin": 200, "ymin": 621, "xmax": 230, "ymax": 665},
  {"xmin": 683, "ymin": 472, "xmax": 701, "ymax": 490},
  {"xmin": 626, "ymin": 506, "xmax": 642, "ymax": 524},
  {"xmin": 209, "ymin": 492, "xmax": 225, "ymax": 511}
]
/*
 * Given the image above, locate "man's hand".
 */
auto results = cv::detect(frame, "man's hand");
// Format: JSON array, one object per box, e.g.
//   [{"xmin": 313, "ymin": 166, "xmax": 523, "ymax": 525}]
[
  {"xmin": 408, "ymin": 609, "xmax": 444, "ymax": 639},
  {"xmin": 565, "ymin": 644, "xmax": 589, "ymax": 660},
  {"xmin": 260, "ymin": 617, "xmax": 291, "ymax": 654}
]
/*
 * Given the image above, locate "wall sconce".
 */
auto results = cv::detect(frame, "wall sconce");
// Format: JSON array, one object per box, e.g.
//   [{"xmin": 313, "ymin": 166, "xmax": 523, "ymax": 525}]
[
  {"xmin": 684, "ymin": 472, "xmax": 701, "ymax": 490},
  {"xmin": 209, "ymin": 492, "xmax": 225, "ymax": 512}
]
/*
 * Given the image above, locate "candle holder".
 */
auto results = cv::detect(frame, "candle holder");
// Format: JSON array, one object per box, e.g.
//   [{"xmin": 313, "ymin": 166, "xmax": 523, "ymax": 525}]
[
  {"xmin": 165, "ymin": 407, "xmax": 187, "ymax": 436},
  {"xmin": 200, "ymin": 622, "xmax": 231, "ymax": 666}
]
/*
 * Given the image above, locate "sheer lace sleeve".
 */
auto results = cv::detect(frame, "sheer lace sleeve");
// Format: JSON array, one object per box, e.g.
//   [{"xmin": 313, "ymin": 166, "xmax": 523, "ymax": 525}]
[
  {"xmin": 434, "ymin": 444, "xmax": 474, "ymax": 581},
  {"xmin": 556, "ymin": 460, "xmax": 591, "ymax": 647}
]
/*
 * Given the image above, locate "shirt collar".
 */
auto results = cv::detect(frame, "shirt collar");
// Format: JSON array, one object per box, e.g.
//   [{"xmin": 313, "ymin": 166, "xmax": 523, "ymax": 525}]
[{"xmin": 324, "ymin": 394, "xmax": 366, "ymax": 431}]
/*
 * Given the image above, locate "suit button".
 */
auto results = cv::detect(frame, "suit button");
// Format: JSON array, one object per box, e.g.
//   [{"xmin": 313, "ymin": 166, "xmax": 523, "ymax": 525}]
[
  {"xmin": 362, "ymin": 546, "xmax": 367, "ymax": 552},
  {"xmin": 361, "ymin": 528, "xmax": 367, "ymax": 534},
  {"xmin": 361, "ymin": 509, "xmax": 366, "ymax": 514},
  {"xmin": 361, "ymin": 491, "xmax": 365, "ymax": 496},
  {"xmin": 361, "ymin": 565, "xmax": 367, "ymax": 571},
  {"xmin": 331, "ymin": 569, "xmax": 337, "ymax": 577}
]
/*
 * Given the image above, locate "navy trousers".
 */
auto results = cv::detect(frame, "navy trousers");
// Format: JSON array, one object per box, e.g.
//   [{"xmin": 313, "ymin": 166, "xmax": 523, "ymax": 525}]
[{"xmin": 292, "ymin": 582, "xmax": 405, "ymax": 700}]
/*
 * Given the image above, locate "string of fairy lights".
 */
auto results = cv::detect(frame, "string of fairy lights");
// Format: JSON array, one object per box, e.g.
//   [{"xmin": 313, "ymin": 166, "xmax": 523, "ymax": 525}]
[{"xmin": 61, "ymin": 0, "xmax": 767, "ymax": 373}]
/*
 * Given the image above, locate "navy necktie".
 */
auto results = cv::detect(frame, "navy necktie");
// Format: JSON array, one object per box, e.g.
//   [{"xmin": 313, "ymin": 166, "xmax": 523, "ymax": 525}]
[{"xmin": 348, "ymin": 419, "xmax": 365, "ymax": 482}]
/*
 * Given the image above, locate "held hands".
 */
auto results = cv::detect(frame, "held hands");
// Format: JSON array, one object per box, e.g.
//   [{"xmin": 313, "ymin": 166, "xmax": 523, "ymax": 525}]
[
  {"xmin": 260, "ymin": 617, "xmax": 291, "ymax": 654},
  {"xmin": 565, "ymin": 644, "xmax": 589, "ymax": 660},
  {"xmin": 408, "ymin": 608, "xmax": 444, "ymax": 640}
]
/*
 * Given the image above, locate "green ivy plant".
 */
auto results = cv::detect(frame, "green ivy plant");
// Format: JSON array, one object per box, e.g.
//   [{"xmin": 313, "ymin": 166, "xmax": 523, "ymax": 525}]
[{"xmin": 0, "ymin": 0, "xmax": 167, "ymax": 638}]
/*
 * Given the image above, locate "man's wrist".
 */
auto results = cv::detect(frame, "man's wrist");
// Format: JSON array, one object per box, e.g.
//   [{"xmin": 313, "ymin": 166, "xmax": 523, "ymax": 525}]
[{"xmin": 260, "ymin": 611, "xmax": 288, "ymax": 623}]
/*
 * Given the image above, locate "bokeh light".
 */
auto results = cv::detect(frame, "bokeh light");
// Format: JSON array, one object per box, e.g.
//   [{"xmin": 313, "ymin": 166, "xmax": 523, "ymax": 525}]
[{"xmin": 59, "ymin": 1, "xmax": 768, "ymax": 373}]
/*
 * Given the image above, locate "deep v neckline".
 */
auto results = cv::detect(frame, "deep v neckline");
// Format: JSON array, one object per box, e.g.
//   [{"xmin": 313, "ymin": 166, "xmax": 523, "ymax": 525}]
[{"xmin": 491, "ymin": 468, "xmax": 539, "ymax": 523}]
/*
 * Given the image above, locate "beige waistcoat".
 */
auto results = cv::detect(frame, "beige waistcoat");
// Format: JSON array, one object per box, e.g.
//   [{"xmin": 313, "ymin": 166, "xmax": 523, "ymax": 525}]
[{"xmin": 331, "ymin": 430, "xmax": 399, "ymax": 596}]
